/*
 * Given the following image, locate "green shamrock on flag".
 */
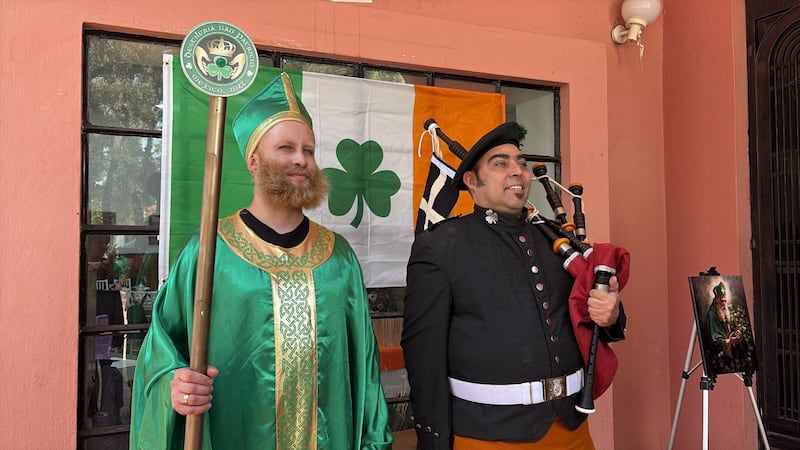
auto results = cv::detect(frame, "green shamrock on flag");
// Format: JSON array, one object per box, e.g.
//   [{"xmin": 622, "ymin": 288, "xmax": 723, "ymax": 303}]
[{"xmin": 323, "ymin": 139, "xmax": 401, "ymax": 228}]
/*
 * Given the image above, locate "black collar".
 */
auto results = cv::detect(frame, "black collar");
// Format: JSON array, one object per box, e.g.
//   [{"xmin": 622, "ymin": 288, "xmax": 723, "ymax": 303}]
[{"xmin": 239, "ymin": 209, "xmax": 310, "ymax": 248}]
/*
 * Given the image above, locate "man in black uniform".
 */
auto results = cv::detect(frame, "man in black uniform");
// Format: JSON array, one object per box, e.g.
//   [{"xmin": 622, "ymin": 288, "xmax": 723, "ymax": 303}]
[{"xmin": 401, "ymin": 122, "xmax": 626, "ymax": 449}]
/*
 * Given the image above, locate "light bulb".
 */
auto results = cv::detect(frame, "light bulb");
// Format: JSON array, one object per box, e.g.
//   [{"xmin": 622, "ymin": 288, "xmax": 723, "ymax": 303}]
[
  {"xmin": 612, "ymin": 0, "xmax": 662, "ymax": 44},
  {"xmin": 621, "ymin": 0, "xmax": 662, "ymax": 26}
]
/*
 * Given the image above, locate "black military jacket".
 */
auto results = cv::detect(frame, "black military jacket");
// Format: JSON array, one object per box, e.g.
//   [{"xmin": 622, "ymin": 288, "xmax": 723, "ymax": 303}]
[{"xmin": 401, "ymin": 206, "xmax": 625, "ymax": 449}]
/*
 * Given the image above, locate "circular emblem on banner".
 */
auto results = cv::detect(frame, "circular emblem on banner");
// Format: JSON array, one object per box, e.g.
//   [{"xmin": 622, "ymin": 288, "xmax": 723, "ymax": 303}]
[{"xmin": 180, "ymin": 22, "xmax": 258, "ymax": 97}]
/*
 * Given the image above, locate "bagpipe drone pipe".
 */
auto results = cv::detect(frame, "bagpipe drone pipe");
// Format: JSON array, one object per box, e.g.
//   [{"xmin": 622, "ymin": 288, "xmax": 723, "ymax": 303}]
[{"xmin": 422, "ymin": 118, "xmax": 631, "ymax": 413}]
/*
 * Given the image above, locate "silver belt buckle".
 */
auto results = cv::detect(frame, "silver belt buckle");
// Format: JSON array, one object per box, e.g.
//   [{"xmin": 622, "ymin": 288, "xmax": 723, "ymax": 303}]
[{"xmin": 544, "ymin": 375, "xmax": 567, "ymax": 402}]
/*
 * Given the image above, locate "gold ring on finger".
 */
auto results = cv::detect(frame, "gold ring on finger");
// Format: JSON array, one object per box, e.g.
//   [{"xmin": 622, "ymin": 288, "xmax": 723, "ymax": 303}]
[{"xmin": 182, "ymin": 393, "xmax": 190, "ymax": 405}]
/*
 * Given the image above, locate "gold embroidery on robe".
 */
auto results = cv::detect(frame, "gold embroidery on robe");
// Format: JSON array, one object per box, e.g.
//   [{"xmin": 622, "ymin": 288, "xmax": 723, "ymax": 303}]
[{"xmin": 218, "ymin": 212, "xmax": 335, "ymax": 449}]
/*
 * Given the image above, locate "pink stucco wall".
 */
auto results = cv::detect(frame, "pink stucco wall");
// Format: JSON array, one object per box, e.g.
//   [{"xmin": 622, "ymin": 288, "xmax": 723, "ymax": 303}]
[
  {"xmin": 663, "ymin": 1, "xmax": 759, "ymax": 448},
  {"xmin": 0, "ymin": 1, "xmax": 754, "ymax": 449}
]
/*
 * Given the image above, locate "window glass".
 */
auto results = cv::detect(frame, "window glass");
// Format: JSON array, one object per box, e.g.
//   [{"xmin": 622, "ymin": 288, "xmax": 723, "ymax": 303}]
[
  {"xmin": 85, "ymin": 233, "xmax": 160, "ymax": 327},
  {"xmin": 81, "ymin": 231, "xmax": 157, "ymax": 444},
  {"xmin": 81, "ymin": 432, "xmax": 133, "ymax": 450},
  {"xmin": 87, "ymin": 134, "xmax": 162, "ymax": 226},
  {"xmin": 503, "ymin": 86, "xmax": 556, "ymax": 158},
  {"xmin": 501, "ymin": 86, "xmax": 559, "ymax": 215},
  {"xmin": 280, "ymin": 56, "xmax": 357, "ymax": 76},
  {"xmin": 86, "ymin": 36, "xmax": 177, "ymax": 130},
  {"xmin": 79, "ymin": 330, "xmax": 146, "ymax": 443},
  {"xmin": 435, "ymin": 76, "xmax": 496, "ymax": 93},
  {"xmin": 363, "ymin": 68, "xmax": 426, "ymax": 85},
  {"xmin": 367, "ymin": 287, "xmax": 405, "ymax": 317},
  {"xmin": 258, "ymin": 55, "xmax": 276, "ymax": 68}
]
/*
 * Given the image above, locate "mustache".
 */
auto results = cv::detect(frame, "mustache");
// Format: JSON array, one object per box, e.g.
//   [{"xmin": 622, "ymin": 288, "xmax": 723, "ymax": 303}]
[
  {"xmin": 287, "ymin": 168, "xmax": 311, "ymax": 177},
  {"xmin": 257, "ymin": 164, "xmax": 317, "ymax": 186}
]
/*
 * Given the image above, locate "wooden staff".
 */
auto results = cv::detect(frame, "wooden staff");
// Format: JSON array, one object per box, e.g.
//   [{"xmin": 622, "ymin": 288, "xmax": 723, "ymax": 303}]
[
  {"xmin": 183, "ymin": 95, "xmax": 227, "ymax": 450},
  {"xmin": 178, "ymin": 22, "xmax": 257, "ymax": 448}
]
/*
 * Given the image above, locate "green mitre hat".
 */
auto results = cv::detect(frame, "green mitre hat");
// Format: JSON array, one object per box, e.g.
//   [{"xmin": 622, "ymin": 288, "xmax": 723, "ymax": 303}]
[{"xmin": 232, "ymin": 72, "xmax": 314, "ymax": 161}]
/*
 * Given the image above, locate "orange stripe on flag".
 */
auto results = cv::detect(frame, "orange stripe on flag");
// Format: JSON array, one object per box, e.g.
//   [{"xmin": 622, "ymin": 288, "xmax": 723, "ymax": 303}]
[{"xmin": 412, "ymin": 85, "xmax": 506, "ymax": 226}]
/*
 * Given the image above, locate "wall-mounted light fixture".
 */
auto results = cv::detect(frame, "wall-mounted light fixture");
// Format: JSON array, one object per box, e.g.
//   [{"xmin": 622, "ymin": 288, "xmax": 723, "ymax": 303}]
[{"xmin": 611, "ymin": 0, "xmax": 662, "ymax": 45}]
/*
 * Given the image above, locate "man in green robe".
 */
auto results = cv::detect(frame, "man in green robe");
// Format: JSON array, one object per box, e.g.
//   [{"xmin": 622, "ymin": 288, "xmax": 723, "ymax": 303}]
[
  {"xmin": 705, "ymin": 281, "xmax": 755, "ymax": 374},
  {"xmin": 129, "ymin": 72, "xmax": 393, "ymax": 450}
]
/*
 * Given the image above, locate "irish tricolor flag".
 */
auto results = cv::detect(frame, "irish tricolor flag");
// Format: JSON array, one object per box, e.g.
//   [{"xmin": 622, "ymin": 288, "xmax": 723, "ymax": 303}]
[{"xmin": 160, "ymin": 55, "xmax": 505, "ymax": 287}]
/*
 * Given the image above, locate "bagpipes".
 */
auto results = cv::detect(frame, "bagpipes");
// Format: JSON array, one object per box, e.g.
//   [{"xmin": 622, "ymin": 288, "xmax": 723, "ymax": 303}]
[{"xmin": 423, "ymin": 119, "xmax": 631, "ymax": 413}]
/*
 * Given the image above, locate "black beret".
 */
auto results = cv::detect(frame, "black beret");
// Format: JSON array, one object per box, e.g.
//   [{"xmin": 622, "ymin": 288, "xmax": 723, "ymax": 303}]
[{"xmin": 453, "ymin": 122, "xmax": 521, "ymax": 190}]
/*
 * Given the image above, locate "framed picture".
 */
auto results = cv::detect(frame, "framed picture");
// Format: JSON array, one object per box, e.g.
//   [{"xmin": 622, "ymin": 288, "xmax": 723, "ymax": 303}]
[{"xmin": 688, "ymin": 274, "xmax": 758, "ymax": 376}]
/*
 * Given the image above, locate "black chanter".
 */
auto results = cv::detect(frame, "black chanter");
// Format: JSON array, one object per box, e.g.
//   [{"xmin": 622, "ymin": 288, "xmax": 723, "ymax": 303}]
[{"xmin": 425, "ymin": 118, "xmax": 621, "ymax": 415}]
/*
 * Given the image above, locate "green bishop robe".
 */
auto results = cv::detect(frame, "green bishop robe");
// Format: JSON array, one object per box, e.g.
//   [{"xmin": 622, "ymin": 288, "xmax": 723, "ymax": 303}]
[{"xmin": 130, "ymin": 212, "xmax": 393, "ymax": 449}]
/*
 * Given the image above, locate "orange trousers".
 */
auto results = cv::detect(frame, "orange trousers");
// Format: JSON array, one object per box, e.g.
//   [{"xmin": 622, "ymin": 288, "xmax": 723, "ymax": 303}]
[{"xmin": 453, "ymin": 417, "xmax": 595, "ymax": 450}]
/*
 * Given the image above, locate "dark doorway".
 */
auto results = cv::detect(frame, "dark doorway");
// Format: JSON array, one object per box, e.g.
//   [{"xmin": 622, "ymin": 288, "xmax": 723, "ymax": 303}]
[{"xmin": 748, "ymin": 1, "xmax": 800, "ymax": 448}]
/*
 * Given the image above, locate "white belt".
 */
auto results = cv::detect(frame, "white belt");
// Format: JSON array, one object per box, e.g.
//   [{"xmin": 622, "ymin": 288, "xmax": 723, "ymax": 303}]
[{"xmin": 448, "ymin": 368, "xmax": 584, "ymax": 406}]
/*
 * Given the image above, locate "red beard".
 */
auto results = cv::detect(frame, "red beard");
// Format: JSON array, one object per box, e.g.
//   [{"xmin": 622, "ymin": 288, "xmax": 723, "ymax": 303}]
[{"xmin": 254, "ymin": 162, "xmax": 329, "ymax": 209}]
